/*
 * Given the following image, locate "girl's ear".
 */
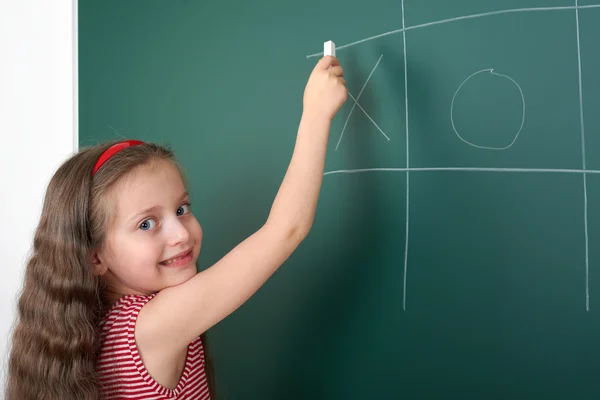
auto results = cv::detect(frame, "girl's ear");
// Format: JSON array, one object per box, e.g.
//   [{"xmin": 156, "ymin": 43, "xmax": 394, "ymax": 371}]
[{"xmin": 89, "ymin": 250, "xmax": 108, "ymax": 276}]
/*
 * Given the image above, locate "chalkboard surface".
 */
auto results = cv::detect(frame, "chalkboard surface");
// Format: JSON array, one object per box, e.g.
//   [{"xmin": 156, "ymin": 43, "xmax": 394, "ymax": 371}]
[{"xmin": 79, "ymin": 1, "xmax": 600, "ymax": 398}]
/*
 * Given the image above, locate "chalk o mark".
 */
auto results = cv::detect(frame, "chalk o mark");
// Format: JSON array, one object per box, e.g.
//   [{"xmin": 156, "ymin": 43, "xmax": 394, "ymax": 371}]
[{"xmin": 450, "ymin": 68, "xmax": 525, "ymax": 150}]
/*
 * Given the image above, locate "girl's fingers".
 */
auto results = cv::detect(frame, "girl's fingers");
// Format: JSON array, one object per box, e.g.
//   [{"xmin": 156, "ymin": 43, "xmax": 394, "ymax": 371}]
[{"xmin": 327, "ymin": 65, "xmax": 344, "ymax": 77}]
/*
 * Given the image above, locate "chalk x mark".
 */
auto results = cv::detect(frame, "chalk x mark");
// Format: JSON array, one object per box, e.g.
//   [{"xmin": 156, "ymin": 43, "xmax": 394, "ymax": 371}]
[
  {"xmin": 346, "ymin": 93, "xmax": 391, "ymax": 143},
  {"xmin": 336, "ymin": 54, "xmax": 389, "ymax": 151},
  {"xmin": 451, "ymin": 69, "xmax": 525, "ymax": 150}
]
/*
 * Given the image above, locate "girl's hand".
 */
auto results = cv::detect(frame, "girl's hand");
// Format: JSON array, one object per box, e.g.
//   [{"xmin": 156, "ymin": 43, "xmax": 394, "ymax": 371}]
[{"xmin": 303, "ymin": 56, "xmax": 348, "ymax": 122}]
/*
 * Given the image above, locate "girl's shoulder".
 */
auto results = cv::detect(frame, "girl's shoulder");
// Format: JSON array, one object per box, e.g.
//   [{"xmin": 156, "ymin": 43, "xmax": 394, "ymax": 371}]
[{"xmin": 100, "ymin": 293, "xmax": 157, "ymax": 327}]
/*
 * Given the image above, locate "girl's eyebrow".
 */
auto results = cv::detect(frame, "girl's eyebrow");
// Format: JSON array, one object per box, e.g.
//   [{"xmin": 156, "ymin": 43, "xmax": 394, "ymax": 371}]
[
  {"xmin": 128, "ymin": 205, "xmax": 160, "ymax": 223},
  {"xmin": 178, "ymin": 191, "xmax": 189, "ymax": 201}
]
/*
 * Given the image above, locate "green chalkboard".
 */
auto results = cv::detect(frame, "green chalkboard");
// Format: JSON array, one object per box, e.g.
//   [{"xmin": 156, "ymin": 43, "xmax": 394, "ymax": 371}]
[{"xmin": 79, "ymin": 0, "xmax": 600, "ymax": 398}]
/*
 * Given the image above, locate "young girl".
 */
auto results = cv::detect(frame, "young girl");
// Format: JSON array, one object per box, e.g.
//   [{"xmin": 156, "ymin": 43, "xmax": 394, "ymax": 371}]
[{"xmin": 5, "ymin": 55, "xmax": 347, "ymax": 400}]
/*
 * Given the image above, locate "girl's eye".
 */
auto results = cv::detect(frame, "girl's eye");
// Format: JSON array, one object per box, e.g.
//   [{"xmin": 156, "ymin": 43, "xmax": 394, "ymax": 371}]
[
  {"xmin": 139, "ymin": 219, "xmax": 157, "ymax": 231},
  {"xmin": 177, "ymin": 203, "xmax": 191, "ymax": 216}
]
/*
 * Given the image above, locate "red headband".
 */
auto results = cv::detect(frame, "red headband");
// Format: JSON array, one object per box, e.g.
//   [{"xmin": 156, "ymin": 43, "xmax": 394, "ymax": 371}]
[{"xmin": 92, "ymin": 140, "xmax": 145, "ymax": 175}]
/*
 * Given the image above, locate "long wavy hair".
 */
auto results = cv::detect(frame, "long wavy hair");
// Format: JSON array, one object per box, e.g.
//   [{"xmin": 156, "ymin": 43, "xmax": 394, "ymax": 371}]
[{"xmin": 6, "ymin": 140, "xmax": 216, "ymax": 399}]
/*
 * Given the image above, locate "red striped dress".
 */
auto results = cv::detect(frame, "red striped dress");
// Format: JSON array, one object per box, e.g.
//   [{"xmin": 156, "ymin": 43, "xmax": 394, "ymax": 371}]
[{"xmin": 97, "ymin": 294, "xmax": 211, "ymax": 399}]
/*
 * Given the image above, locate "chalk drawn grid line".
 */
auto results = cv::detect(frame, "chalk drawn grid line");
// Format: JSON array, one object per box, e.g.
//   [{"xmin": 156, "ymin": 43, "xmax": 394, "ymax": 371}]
[
  {"xmin": 312, "ymin": 2, "xmax": 596, "ymax": 311},
  {"xmin": 306, "ymin": 4, "xmax": 600, "ymax": 59}
]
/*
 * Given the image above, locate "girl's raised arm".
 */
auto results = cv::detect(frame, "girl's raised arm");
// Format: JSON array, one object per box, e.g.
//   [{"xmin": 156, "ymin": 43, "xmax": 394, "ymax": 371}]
[{"xmin": 137, "ymin": 55, "xmax": 347, "ymax": 355}]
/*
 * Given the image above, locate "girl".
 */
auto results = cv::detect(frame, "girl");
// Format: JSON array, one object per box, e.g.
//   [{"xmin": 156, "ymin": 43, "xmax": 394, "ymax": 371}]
[{"xmin": 5, "ymin": 55, "xmax": 347, "ymax": 399}]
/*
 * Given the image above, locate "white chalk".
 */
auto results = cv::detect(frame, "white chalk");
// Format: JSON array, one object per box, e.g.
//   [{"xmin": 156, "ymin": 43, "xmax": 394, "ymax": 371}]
[{"xmin": 324, "ymin": 40, "xmax": 336, "ymax": 57}]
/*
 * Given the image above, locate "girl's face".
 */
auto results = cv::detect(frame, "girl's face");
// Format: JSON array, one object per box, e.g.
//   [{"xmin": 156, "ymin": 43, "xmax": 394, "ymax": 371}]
[{"xmin": 95, "ymin": 160, "xmax": 202, "ymax": 301}]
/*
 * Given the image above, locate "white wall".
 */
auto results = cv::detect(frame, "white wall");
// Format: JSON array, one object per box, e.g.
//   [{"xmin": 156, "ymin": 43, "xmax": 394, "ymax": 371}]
[{"xmin": 0, "ymin": 0, "xmax": 77, "ymax": 393}]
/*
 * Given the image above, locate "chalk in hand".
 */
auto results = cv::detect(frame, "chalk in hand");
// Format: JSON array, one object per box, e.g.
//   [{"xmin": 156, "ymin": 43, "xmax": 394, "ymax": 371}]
[{"xmin": 324, "ymin": 40, "xmax": 336, "ymax": 57}]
